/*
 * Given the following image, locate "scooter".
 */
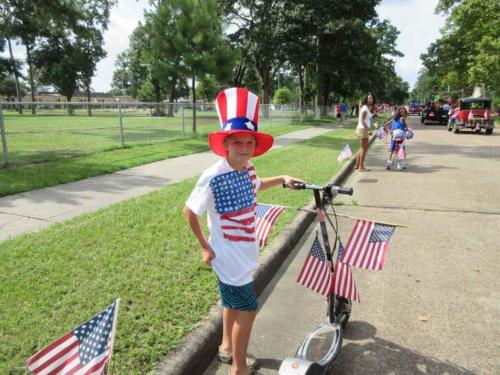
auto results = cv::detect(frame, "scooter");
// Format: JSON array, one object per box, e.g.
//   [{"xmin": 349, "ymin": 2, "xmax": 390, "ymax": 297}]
[{"xmin": 279, "ymin": 182, "xmax": 353, "ymax": 375}]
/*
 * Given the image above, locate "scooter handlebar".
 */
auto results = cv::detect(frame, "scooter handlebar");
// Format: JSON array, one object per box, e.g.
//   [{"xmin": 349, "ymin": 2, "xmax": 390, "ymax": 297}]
[{"xmin": 282, "ymin": 182, "xmax": 353, "ymax": 195}]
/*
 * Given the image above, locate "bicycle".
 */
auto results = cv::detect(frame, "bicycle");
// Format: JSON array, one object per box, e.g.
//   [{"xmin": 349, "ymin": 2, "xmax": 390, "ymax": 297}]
[{"xmin": 279, "ymin": 181, "xmax": 353, "ymax": 375}]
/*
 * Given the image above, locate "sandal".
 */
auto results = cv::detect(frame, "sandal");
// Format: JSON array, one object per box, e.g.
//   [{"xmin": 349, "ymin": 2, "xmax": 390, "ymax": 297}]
[
  {"xmin": 218, "ymin": 346, "xmax": 258, "ymax": 369},
  {"xmin": 358, "ymin": 167, "xmax": 369, "ymax": 172}
]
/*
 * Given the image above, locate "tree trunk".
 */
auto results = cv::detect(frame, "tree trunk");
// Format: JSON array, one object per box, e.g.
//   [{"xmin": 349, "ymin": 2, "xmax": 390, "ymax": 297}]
[
  {"xmin": 167, "ymin": 84, "xmax": 176, "ymax": 117},
  {"xmin": 298, "ymin": 64, "xmax": 305, "ymax": 115},
  {"xmin": 153, "ymin": 79, "xmax": 161, "ymax": 116},
  {"xmin": 315, "ymin": 62, "xmax": 322, "ymax": 120},
  {"xmin": 192, "ymin": 75, "xmax": 197, "ymax": 133},
  {"xmin": 261, "ymin": 68, "xmax": 271, "ymax": 119},
  {"xmin": 7, "ymin": 38, "xmax": 22, "ymax": 114},
  {"xmin": 233, "ymin": 62, "xmax": 246, "ymax": 87},
  {"xmin": 25, "ymin": 44, "xmax": 36, "ymax": 114},
  {"xmin": 85, "ymin": 81, "xmax": 92, "ymax": 116}
]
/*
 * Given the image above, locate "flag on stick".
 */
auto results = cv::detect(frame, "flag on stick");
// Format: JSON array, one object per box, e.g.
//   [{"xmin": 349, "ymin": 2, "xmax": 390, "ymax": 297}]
[
  {"xmin": 337, "ymin": 144, "xmax": 353, "ymax": 162},
  {"xmin": 333, "ymin": 261, "xmax": 361, "ymax": 302},
  {"xmin": 256, "ymin": 203, "xmax": 285, "ymax": 246},
  {"xmin": 26, "ymin": 299, "xmax": 120, "ymax": 375},
  {"xmin": 296, "ymin": 235, "xmax": 333, "ymax": 297},
  {"xmin": 341, "ymin": 220, "xmax": 396, "ymax": 270}
]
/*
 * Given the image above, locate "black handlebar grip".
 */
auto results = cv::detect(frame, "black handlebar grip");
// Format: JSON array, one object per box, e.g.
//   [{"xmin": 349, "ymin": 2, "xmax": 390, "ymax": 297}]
[
  {"xmin": 282, "ymin": 181, "xmax": 306, "ymax": 189},
  {"xmin": 337, "ymin": 187, "xmax": 353, "ymax": 195}
]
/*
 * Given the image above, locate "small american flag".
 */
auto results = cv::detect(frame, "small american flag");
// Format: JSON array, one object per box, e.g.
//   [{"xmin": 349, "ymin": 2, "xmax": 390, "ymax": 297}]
[
  {"xmin": 255, "ymin": 204, "xmax": 285, "ymax": 247},
  {"xmin": 333, "ymin": 261, "xmax": 360, "ymax": 302},
  {"xmin": 337, "ymin": 144, "xmax": 353, "ymax": 162},
  {"xmin": 297, "ymin": 235, "xmax": 333, "ymax": 297},
  {"xmin": 341, "ymin": 220, "xmax": 396, "ymax": 270},
  {"xmin": 26, "ymin": 300, "xmax": 118, "ymax": 375}
]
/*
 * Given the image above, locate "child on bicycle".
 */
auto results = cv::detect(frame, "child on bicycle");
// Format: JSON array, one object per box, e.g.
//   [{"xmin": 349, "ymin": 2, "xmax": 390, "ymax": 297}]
[
  {"xmin": 183, "ymin": 87, "xmax": 304, "ymax": 375},
  {"xmin": 384, "ymin": 106, "xmax": 408, "ymax": 170}
]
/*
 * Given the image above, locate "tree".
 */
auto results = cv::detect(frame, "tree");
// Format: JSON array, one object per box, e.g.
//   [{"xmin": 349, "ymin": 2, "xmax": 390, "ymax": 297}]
[
  {"xmin": 149, "ymin": 0, "xmax": 235, "ymax": 131},
  {"xmin": 0, "ymin": 0, "xmax": 82, "ymax": 112},
  {"xmin": 273, "ymin": 87, "xmax": 293, "ymax": 104},
  {"xmin": 419, "ymin": 0, "xmax": 500, "ymax": 98},
  {"xmin": 222, "ymin": 0, "xmax": 286, "ymax": 113}
]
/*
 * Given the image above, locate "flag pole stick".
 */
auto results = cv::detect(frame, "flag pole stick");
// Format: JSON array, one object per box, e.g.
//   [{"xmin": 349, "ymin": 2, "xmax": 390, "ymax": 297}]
[
  {"xmin": 107, "ymin": 298, "xmax": 120, "ymax": 373},
  {"xmin": 267, "ymin": 204, "xmax": 407, "ymax": 228}
]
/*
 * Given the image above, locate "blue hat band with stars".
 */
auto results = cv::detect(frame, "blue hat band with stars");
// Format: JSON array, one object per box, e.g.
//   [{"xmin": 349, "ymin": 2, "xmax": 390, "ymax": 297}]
[{"xmin": 222, "ymin": 117, "xmax": 258, "ymax": 132}]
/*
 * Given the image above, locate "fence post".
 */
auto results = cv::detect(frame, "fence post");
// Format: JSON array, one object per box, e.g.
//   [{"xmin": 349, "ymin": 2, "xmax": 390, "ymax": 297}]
[
  {"xmin": 0, "ymin": 105, "xmax": 10, "ymax": 166},
  {"xmin": 118, "ymin": 101, "xmax": 125, "ymax": 147},
  {"xmin": 269, "ymin": 105, "xmax": 272, "ymax": 128},
  {"xmin": 283, "ymin": 105, "xmax": 286, "ymax": 126}
]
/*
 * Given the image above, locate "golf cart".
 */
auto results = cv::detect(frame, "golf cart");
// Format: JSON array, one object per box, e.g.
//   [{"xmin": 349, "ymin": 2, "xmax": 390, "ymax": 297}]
[
  {"xmin": 448, "ymin": 97, "xmax": 494, "ymax": 134},
  {"xmin": 421, "ymin": 101, "xmax": 449, "ymax": 125}
]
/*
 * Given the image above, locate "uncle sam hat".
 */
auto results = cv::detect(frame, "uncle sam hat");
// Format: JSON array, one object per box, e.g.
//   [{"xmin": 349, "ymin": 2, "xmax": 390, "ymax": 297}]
[{"xmin": 209, "ymin": 87, "xmax": 274, "ymax": 157}]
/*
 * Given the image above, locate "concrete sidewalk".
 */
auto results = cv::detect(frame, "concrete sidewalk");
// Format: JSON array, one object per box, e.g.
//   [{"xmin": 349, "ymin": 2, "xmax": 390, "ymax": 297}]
[
  {"xmin": 203, "ymin": 118, "xmax": 500, "ymax": 374},
  {"xmin": 0, "ymin": 126, "xmax": 339, "ymax": 241}
]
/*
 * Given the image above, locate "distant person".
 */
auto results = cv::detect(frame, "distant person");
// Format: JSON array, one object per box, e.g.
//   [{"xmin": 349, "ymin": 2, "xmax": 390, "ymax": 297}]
[
  {"xmin": 183, "ymin": 87, "xmax": 304, "ymax": 375},
  {"xmin": 340, "ymin": 102, "xmax": 347, "ymax": 120},
  {"xmin": 355, "ymin": 93, "xmax": 375, "ymax": 171}
]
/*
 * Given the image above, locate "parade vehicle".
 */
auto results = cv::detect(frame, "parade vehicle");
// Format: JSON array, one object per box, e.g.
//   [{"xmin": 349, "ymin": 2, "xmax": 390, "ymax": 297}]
[
  {"xmin": 447, "ymin": 97, "xmax": 494, "ymax": 135},
  {"xmin": 279, "ymin": 182, "xmax": 353, "ymax": 375},
  {"xmin": 421, "ymin": 101, "xmax": 449, "ymax": 125},
  {"xmin": 408, "ymin": 102, "xmax": 423, "ymax": 116}
]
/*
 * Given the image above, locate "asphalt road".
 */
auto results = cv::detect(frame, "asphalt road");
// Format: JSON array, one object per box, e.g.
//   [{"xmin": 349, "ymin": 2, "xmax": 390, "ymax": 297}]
[{"xmin": 204, "ymin": 117, "xmax": 500, "ymax": 374}]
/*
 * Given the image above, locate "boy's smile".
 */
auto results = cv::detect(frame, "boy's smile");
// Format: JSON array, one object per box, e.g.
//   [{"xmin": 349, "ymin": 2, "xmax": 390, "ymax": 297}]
[{"xmin": 224, "ymin": 133, "xmax": 257, "ymax": 170}]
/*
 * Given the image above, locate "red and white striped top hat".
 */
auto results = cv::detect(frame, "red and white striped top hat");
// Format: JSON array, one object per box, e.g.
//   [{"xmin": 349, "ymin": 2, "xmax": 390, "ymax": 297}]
[{"xmin": 209, "ymin": 87, "xmax": 274, "ymax": 157}]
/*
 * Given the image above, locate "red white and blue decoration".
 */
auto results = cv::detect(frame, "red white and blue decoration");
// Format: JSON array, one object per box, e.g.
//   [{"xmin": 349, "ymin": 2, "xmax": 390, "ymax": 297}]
[
  {"xmin": 209, "ymin": 87, "xmax": 274, "ymax": 157},
  {"xmin": 26, "ymin": 300, "xmax": 119, "ymax": 375}
]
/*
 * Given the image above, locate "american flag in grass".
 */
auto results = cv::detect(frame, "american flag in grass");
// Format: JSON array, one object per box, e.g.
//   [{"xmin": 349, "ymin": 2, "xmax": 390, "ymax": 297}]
[{"xmin": 26, "ymin": 300, "xmax": 119, "ymax": 375}]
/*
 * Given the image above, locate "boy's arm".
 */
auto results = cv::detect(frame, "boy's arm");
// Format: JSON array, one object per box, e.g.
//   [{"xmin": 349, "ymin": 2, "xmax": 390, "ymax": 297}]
[
  {"xmin": 183, "ymin": 206, "xmax": 215, "ymax": 266},
  {"xmin": 259, "ymin": 175, "xmax": 306, "ymax": 191}
]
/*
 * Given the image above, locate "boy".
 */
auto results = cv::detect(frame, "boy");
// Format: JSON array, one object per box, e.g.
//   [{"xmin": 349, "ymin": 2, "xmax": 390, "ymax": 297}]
[{"xmin": 183, "ymin": 88, "xmax": 303, "ymax": 375}]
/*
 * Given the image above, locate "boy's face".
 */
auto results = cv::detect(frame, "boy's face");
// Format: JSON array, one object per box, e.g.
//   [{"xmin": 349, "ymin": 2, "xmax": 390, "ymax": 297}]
[{"xmin": 224, "ymin": 133, "xmax": 256, "ymax": 163}]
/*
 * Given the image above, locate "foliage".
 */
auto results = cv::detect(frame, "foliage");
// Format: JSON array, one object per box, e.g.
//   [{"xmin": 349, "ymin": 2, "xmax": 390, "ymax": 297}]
[
  {"xmin": 418, "ymin": 0, "xmax": 500, "ymax": 100},
  {"xmin": 274, "ymin": 87, "xmax": 294, "ymax": 104}
]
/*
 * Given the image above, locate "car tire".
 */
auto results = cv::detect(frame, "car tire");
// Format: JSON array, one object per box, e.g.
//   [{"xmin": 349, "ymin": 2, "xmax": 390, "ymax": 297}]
[
  {"xmin": 485, "ymin": 129, "xmax": 493, "ymax": 135},
  {"xmin": 421, "ymin": 117, "xmax": 424, "ymax": 124}
]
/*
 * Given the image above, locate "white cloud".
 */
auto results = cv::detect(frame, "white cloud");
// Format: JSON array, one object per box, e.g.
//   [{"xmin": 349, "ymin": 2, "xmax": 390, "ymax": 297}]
[
  {"xmin": 376, "ymin": 0, "xmax": 446, "ymax": 89},
  {"xmin": 93, "ymin": 0, "xmax": 149, "ymax": 92}
]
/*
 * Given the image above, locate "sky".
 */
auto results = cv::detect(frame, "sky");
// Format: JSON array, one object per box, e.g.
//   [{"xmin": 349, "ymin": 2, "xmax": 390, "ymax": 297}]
[{"xmin": 4, "ymin": 0, "xmax": 447, "ymax": 93}]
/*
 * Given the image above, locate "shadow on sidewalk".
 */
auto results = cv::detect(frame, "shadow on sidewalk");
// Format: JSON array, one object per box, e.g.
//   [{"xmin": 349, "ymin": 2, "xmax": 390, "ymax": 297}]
[{"xmin": 332, "ymin": 320, "xmax": 473, "ymax": 374}]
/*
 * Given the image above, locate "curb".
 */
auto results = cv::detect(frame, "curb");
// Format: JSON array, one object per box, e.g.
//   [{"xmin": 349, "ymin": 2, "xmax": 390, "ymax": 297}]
[{"xmin": 155, "ymin": 133, "xmax": 377, "ymax": 375}]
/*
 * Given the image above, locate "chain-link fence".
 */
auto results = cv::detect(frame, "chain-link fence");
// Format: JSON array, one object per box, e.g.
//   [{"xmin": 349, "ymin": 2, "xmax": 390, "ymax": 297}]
[{"xmin": 0, "ymin": 102, "xmax": 339, "ymax": 167}]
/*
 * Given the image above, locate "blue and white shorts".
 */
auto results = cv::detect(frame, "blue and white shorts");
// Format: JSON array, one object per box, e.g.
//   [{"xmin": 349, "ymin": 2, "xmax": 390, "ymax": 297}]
[{"xmin": 218, "ymin": 279, "xmax": 258, "ymax": 312}]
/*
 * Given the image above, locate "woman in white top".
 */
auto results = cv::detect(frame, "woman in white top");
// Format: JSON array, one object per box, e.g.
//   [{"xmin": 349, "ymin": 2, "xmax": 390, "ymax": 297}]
[{"xmin": 355, "ymin": 93, "xmax": 375, "ymax": 171}]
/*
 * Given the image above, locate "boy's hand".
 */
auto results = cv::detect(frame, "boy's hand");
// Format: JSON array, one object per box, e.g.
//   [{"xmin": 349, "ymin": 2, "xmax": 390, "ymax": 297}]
[
  {"xmin": 283, "ymin": 176, "xmax": 306, "ymax": 189},
  {"xmin": 202, "ymin": 246, "xmax": 216, "ymax": 267}
]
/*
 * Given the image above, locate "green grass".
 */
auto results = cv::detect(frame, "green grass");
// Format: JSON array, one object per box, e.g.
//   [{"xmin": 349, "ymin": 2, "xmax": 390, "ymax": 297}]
[
  {"xmin": 0, "ymin": 126, "xmax": 358, "ymax": 374},
  {"xmin": 0, "ymin": 123, "xmax": 313, "ymax": 197}
]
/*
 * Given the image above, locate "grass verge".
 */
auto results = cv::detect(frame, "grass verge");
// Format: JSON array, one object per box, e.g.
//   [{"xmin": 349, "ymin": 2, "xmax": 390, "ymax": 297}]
[
  {"xmin": 0, "ymin": 126, "xmax": 358, "ymax": 373},
  {"xmin": 0, "ymin": 124, "xmax": 311, "ymax": 197}
]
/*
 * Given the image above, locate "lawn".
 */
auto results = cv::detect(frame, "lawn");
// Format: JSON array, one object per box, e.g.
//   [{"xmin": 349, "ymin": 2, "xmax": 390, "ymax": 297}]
[
  {"xmin": 0, "ymin": 126, "xmax": 358, "ymax": 374},
  {"xmin": 0, "ymin": 120, "xmax": 317, "ymax": 197}
]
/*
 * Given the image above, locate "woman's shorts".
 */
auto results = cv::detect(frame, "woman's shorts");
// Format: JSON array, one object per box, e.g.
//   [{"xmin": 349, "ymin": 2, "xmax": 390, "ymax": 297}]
[
  {"xmin": 356, "ymin": 128, "xmax": 370, "ymax": 139},
  {"xmin": 218, "ymin": 279, "xmax": 258, "ymax": 312}
]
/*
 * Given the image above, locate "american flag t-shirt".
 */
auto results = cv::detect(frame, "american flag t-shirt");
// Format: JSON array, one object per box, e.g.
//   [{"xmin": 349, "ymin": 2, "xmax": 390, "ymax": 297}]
[
  {"xmin": 210, "ymin": 166, "xmax": 258, "ymax": 243},
  {"xmin": 341, "ymin": 220, "xmax": 396, "ymax": 270},
  {"xmin": 297, "ymin": 235, "xmax": 334, "ymax": 297},
  {"xmin": 26, "ymin": 300, "xmax": 118, "ymax": 375}
]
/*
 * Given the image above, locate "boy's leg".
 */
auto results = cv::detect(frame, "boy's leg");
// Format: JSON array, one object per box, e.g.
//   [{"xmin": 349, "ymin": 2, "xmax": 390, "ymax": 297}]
[
  {"xmin": 221, "ymin": 307, "xmax": 237, "ymax": 353},
  {"xmin": 231, "ymin": 310, "xmax": 257, "ymax": 375}
]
